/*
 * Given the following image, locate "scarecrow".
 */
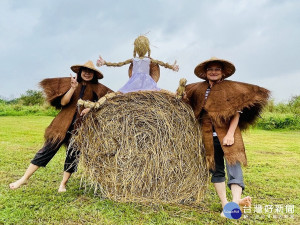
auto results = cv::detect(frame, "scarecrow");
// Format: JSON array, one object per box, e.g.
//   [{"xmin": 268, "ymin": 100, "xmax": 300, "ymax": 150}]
[
  {"xmin": 185, "ymin": 57, "xmax": 270, "ymax": 216},
  {"xmin": 96, "ymin": 35, "xmax": 179, "ymax": 93},
  {"xmin": 70, "ymin": 37, "xmax": 208, "ymax": 203},
  {"xmin": 9, "ymin": 61, "xmax": 112, "ymax": 192},
  {"xmin": 79, "ymin": 35, "xmax": 181, "ymax": 109}
]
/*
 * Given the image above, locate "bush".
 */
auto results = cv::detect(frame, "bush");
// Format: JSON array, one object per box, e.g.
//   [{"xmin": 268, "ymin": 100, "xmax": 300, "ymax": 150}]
[
  {"xmin": 12, "ymin": 104, "xmax": 24, "ymax": 111},
  {"xmin": 265, "ymin": 95, "xmax": 300, "ymax": 114},
  {"xmin": 288, "ymin": 95, "xmax": 300, "ymax": 115},
  {"xmin": 18, "ymin": 90, "xmax": 45, "ymax": 106},
  {"xmin": 0, "ymin": 101, "xmax": 58, "ymax": 116},
  {"xmin": 256, "ymin": 113, "xmax": 300, "ymax": 130}
]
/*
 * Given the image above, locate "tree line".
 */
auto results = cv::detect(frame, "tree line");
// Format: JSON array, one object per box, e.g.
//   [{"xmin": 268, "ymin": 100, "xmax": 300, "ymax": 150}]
[{"xmin": 1, "ymin": 90, "xmax": 299, "ymax": 130}]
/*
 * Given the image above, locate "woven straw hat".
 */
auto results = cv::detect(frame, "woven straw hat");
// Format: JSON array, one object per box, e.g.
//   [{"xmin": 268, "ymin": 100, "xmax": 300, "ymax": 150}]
[
  {"xmin": 194, "ymin": 57, "xmax": 235, "ymax": 80},
  {"xmin": 71, "ymin": 61, "xmax": 103, "ymax": 79}
]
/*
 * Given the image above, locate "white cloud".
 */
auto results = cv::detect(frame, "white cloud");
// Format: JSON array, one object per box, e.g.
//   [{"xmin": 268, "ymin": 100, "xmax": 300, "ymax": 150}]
[
  {"xmin": 250, "ymin": 70, "xmax": 300, "ymax": 102},
  {"xmin": 0, "ymin": 0, "xmax": 299, "ymax": 102}
]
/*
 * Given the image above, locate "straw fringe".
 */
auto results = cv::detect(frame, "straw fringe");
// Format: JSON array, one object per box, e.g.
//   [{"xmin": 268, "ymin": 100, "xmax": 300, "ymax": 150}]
[{"xmin": 207, "ymin": 92, "xmax": 270, "ymax": 130}]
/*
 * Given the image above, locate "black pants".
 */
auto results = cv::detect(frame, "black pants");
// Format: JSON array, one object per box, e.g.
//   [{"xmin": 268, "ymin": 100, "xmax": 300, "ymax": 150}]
[{"xmin": 31, "ymin": 131, "xmax": 79, "ymax": 173}]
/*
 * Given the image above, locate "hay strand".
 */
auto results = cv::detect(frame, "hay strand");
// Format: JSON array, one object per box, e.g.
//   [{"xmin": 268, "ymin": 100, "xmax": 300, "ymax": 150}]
[{"xmin": 70, "ymin": 91, "xmax": 208, "ymax": 204}]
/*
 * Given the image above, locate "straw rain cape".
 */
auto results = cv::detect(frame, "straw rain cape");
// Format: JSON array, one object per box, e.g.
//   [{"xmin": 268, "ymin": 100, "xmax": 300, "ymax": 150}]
[
  {"xmin": 186, "ymin": 80, "xmax": 270, "ymax": 170},
  {"xmin": 40, "ymin": 77, "xmax": 111, "ymax": 146}
]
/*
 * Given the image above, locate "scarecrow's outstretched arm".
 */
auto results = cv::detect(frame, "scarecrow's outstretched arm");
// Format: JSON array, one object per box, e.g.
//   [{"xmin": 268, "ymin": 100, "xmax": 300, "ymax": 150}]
[
  {"xmin": 151, "ymin": 59, "xmax": 179, "ymax": 71},
  {"xmin": 97, "ymin": 56, "xmax": 132, "ymax": 67},
  {"xmin": 78, "ymin": 92, "xmax": 120, "ymax": 109}
]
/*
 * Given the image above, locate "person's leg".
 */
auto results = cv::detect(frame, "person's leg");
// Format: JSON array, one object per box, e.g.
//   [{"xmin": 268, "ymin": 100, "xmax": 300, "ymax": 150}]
[
  {"xmin": 58, "ymin": 171, "xmax": 71, "ymax": 192},
  {"xmin": 9, "ymin": 141, "xmax": 61, "ymax": 190},
  {"xmin": 213, "ymin": 182, "xmax": 228, "ymax": 208},
  {"xmin": 231, "ymin": 183, "xmax": 242, "ymax": 204},
  {"xmin": 226, "ymin": 161, "xmax": 251, "ymax": 207},
  {"xmin": 58, "ymin": 144, "xmax": 80, "ymax": 192},
  {"xmin": 9, "ymin": 163, "xmax": 39, "ymax": 189},
  {"xmin": 231, "ymin": 184, "xmax": 251, "ymax": 207},
  {"xmin": 211, "ymin": 136, "xmax": 228, "ymax": 214}
]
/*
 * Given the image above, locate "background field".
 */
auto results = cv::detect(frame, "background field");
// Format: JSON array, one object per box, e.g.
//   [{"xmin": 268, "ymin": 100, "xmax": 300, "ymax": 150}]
[{"xmin": 0, "ymin": 116, "xmax": 299, "ymax": 225}]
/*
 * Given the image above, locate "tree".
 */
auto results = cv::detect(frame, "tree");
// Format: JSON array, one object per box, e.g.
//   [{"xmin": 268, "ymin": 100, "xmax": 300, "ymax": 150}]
[{"xmin": 18, "ymin": 90, "xmax": 45, "ymax": 106}]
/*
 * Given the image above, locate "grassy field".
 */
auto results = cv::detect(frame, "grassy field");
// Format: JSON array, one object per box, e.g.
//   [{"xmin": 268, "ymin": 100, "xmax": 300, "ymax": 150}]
[{"xmin": 0, "ymin": 116, "xmax": 299, "ymax": 225}]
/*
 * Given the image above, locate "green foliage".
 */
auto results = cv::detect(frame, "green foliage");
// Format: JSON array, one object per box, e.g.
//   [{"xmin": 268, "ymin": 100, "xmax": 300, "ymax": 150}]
[
  {"xmin": 288, "ymin": 95, "xmax": 300, "ymax": 115},
  {"xmin": 265, "ymin": 95, "xmax": 300, "ymax": 114},
  {"xmin": 0, "ymin": 101, "xmax": 58, "ymax": 116},
  {"xmin": 18, "ymin": 90, "xmax": 45, "ymax": 106},
  {"xmin": 257, "ymin": 113, "xmax": 300, "ymax": 130},
  {"xmin": 0, "ymin": 90, "xmax": 58, "ymax": 116},
  {"xmin": 256, "ymin": 95, "xmax": 300, "ymax": 130}
]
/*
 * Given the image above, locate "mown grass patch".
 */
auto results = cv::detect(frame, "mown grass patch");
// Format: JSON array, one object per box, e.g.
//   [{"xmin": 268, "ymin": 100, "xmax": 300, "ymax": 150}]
[{"xmin": 1, "ymin": 116, "xmax": 299, "ymax": 224}]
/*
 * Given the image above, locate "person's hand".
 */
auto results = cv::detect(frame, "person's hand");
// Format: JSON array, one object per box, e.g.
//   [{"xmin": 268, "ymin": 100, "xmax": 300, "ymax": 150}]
[
  {"xmin": 80, "ymin": 108, "xmax": 91, "ymax": 116},
  {"xmin": 96, "ymin": 56, "xmax": 105, "ymax": 67},
  {"xmin": 70, "ymin": 74, "xmax": 78, "ymax": 90},
  {"xmin": 223, "ymin": 134, "xmax": 234, "ymax": 146},
  {"xmin": 172, "ymin": 60, "xmax": 179, "ymax": 72}
]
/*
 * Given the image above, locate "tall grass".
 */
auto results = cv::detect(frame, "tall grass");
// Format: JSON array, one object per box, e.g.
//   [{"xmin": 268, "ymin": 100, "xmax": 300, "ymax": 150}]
[{"xmin": 0, "ymin": 101, "xmax": 58, "ymax": 116}]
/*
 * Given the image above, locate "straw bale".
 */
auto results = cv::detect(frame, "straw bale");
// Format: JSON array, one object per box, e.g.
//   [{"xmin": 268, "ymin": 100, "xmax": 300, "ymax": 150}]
[{"xmin": 70, "ymin": 91, "xmax": 208, "ymax": 204}]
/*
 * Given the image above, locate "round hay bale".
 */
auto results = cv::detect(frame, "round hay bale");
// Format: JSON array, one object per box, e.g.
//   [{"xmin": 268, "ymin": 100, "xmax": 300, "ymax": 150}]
[{"xmin": 71, "ymin": 91, "xmax": 209, "ymax": 204}]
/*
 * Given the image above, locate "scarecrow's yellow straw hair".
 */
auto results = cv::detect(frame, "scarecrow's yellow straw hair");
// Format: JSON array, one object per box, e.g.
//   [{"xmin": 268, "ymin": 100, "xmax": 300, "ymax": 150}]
[{"xmin": 133, "ymin": 35, "xmax": 151, "ymax": 57}]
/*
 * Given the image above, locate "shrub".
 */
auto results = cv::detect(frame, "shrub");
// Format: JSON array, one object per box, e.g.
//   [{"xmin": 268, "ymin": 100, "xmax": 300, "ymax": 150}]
[
  {"xmin": 0, "ymin": 102, "xmax": 58, "ymax": 116},
  {"xmin": 18, "ymin": 90, "xmax": 45, "ymax": 106},
  {"xmin": 256, "ymin": 113, "xmax": 300, "ymax": 130},
  {"xmin": 288, "ymin": 95, "xmax": 300, "ymax": 115}
]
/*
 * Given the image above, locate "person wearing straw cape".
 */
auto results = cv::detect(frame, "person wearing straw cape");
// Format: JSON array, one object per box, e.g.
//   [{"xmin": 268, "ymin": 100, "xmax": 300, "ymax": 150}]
[
  {"xmin": 185, "ymin": 57, "xmax": 270, "ymax": 216},
  {"xmin": 96, "ymin": 35, "xmax": 179, "ymax": 93},
  {"xmin": 9, "ymin": 61, "xmax": 112, "ymax": 192}
]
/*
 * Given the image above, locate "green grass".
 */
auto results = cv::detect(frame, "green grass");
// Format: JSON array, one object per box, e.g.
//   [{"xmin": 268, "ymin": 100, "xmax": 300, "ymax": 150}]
[
  {"xmin": 0, "ymin": 103, "xmax": 58, "ymax": 116},
  {"xmin": 0, "ymin": 116, "xmax": 299, "ymax": 225}
]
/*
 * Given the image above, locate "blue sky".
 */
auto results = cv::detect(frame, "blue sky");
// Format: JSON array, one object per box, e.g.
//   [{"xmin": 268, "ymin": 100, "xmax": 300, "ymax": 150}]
[{"xmin": 0, "ymin": 0, "xmax": 299, "ymax": 102}]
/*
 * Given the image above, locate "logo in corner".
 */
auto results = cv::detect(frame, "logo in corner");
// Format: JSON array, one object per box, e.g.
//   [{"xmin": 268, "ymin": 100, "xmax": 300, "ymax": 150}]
[{"xmin": 223, "ymin": 202, "xmax": 242, "ymax": 219}]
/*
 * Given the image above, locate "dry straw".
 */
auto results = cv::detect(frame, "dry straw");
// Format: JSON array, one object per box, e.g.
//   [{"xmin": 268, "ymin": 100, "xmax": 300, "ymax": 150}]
[
  {"xmin": 134, "ymin": 35, "xmax": 151, "ymax": 57},
  {"xmin": 70, "ymin": 91, "xmax": 209, "ymax": 204}
]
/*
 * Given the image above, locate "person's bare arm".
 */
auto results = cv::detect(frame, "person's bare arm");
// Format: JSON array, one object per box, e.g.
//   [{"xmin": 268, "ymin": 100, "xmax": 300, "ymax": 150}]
[
  {"xmin": 61, "ymin": 74, "xmax": 78, "ymax": 106},
  {"xmin": 223, "ymin": 112, "xmax": 240, "ymax": 146}
]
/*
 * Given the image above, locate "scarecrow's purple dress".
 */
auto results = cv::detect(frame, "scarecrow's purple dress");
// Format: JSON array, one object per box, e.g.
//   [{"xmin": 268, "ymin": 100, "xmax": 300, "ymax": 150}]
[{"xmin": 119, "ymin": 57, "xmax": 160, "ymax": 93}]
